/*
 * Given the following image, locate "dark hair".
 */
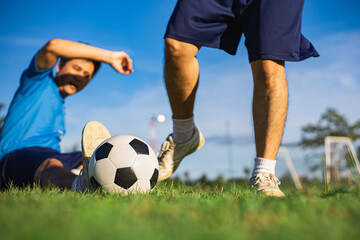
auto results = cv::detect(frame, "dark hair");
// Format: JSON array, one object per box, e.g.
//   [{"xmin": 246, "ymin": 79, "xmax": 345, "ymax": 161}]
[{"xmin": 59, "ymin": 58, "xmax": 101, "ymax": 77}]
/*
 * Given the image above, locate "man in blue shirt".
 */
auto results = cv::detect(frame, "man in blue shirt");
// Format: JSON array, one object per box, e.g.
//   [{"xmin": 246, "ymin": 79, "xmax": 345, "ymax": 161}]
[{"xmin": 0, "ymin": 39, "xmax": 133, "ymax": 190}]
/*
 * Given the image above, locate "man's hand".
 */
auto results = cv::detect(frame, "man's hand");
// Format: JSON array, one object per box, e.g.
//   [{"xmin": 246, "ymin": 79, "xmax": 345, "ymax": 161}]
[{"xmin": 109, "ymin": 51, "xmax": 134, "ymax": 75}]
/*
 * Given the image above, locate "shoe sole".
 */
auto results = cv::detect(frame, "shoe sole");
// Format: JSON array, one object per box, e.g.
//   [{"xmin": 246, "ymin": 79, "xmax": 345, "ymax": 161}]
[
  {"xmin": 259, "ymin": 189, "xmax": 286, "ymax": 198},
  {"xmin": 82, "ymin": 121, "xmax": 111, "ymax": 159}
]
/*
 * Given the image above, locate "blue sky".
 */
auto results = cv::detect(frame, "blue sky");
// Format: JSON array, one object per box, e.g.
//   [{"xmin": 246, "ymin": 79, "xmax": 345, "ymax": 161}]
[{"xmin": 0, "ymin": 0, "xmax": 359, "ymax": 180}]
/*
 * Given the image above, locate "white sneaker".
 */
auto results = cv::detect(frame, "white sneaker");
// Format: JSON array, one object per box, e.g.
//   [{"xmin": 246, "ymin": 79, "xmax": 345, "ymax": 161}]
[
  {"xmin": 79, "ymin": 121, "xmax": 111, "ymax": 190},
  {"xmin": 157, "ymin": 127, "xmax": 205, "ymax": 181},
  {"xmin": 250, "ymin": 172, "xmax": 286, "ymax": 198}
]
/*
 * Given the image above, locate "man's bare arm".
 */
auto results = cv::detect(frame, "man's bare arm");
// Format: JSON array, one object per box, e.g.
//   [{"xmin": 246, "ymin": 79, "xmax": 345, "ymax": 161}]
[{"xmin": 36, "ymin": 39, "xmax": 134, "ymax": 74}]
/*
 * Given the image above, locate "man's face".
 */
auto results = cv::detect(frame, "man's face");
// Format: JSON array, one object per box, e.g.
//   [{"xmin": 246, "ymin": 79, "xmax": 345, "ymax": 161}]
[{"xmin": 54, "ymin": 59, "xmax": 95, "ymax": 98}]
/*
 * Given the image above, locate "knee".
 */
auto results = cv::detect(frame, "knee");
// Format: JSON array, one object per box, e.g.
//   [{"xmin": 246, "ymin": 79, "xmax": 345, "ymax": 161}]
[
  {"xmin": 251, "ymin": 59, "xmax": 287, "ymax": 90},
  {"xmin": 34, "ymin": 158, "xmax": 64, "ymax": 181},
  {"xmin": 165, "ymin": 38, "xmax": 199, "ymax": 61}
]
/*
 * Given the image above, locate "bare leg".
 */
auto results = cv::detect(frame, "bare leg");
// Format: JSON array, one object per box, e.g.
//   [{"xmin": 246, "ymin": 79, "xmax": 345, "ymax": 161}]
[
  {"xmin": 34, "ymin": 158, "xmax": 76, "ymax": 189},
  {"xmin": 251, "ymin": 60, "xmax": 288, "ymax": 160},
  {"xmin": 164, "ymin": 38, "xmax": 201, "ymax": 119},
  {"xmin": 157, "ymin": 38, "xmax": 204, "ymax": 181}
]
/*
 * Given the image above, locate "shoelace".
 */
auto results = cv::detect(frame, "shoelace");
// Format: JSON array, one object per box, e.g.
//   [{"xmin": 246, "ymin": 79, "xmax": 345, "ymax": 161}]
[
  {"xmin": 158, "ymin": 136, "xmax": 175, "ymax": 160},
  {"xmin": 251, "ymin": 173, "xmax": 281, "ymax": 187}
]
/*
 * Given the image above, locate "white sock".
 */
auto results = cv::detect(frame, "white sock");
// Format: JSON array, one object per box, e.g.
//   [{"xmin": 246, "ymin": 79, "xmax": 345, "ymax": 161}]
[
  {"xmin": 71, "ymin": 168, "xmax": 81, "ymax": 175},
  {"xmin": 252, "ymin": 157, "xmax": 276, "ymax": 176},
  {"xmin": 173, "ymin": 117, "xmax": 195, "ymax": 144}
]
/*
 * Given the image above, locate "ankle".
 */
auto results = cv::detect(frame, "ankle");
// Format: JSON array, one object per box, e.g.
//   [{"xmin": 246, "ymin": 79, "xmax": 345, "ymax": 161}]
[
  {"xmin": 252, "ymin": 157, "xmax": 276, "ymax": 176},
  {"xmin": 173, "ymin": 117, "xmax": 195, "ymax": 143}
]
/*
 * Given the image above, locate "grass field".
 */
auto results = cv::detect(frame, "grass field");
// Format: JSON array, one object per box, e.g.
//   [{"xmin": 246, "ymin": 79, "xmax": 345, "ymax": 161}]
[{"xmin": 0, "ymin": 181, "xmax": 359, "ymax": 240}]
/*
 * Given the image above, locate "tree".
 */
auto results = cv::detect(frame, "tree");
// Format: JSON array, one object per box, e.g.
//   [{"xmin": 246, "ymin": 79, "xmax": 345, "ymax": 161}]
[
  {"xmin": 300, "ymin": 108, "xmax": 360, "ymax": 147},
  {"xmin": 300, "ymin": 108, "xmax": 360, "ymax": 183},
  {"xmin": 243, "ymin": 166, "xmax": 250, "ymax": 180}
]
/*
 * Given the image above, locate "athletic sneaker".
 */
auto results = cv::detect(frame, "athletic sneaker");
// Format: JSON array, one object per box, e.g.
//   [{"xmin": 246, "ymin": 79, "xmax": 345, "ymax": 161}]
[
  {"xmin": 250, "ymin": 172, "xmax": 286, "ymax": 198},
  {"xmin": 77, "ymin": 121, "xmax": 111, "ymax": 190},
  {"xmin": 157, "ymin": 127, "xmax": 205, "ymax": 181}
]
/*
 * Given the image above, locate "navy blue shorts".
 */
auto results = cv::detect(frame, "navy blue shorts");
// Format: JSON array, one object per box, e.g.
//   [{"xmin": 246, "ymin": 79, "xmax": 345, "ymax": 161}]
[
  {"xmin": 0, "ymin": 147, "xmax": 82, "ymax": 189},
  {"xmin": 165, "ymin": 0, "xmax": 319, "ymax": 61}
]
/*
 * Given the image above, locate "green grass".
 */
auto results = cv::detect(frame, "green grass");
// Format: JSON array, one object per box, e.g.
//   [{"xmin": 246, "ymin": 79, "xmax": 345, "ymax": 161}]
[{"xmin": 0, "ymin": 181, "xmax": 359, "ymax": 240}]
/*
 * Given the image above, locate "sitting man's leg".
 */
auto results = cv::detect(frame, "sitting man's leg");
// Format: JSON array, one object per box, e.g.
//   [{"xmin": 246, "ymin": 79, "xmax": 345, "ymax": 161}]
[
  {"xmin": 33, "ymin": 121, "xmax": 111, "ymax": 190},
  {"xmin": 0, "ymin": 122, "xmax": 111, "ymax": 190},
  {"xmin": 0, "ymin": 147, "xmax": 81, "ymax": 190},
  {"xmin": 34, "ymin": 158, "xmax": 76, "ymax": 189},
  {"xmin": 79, "ymin": 121, "xmax": 111, "ymax": 189}
]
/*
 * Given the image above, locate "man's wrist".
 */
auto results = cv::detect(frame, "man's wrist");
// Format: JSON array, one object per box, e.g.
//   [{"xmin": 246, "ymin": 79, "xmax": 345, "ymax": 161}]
[{"xmin": 104, "ymin": 50, "xmax": 113, "ymax": 64}]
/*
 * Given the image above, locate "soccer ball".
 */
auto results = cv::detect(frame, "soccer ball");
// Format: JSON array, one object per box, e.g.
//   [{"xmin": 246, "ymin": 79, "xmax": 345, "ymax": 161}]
[{"xmin": 88, "ymin": 135, "xmax": 159, "ymax": 194}]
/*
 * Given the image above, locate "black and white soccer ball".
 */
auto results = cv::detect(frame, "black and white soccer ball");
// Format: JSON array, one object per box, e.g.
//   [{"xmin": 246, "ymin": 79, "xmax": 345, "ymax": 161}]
[{"xmin": 88, "ymin": 135, "xmax": 159, "ymax": 194}]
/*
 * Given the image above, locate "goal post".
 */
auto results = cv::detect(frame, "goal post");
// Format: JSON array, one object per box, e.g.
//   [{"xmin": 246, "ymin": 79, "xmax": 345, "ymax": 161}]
[
  {"xmin": 324, "ymin": 136, "xmax": 360, "ymax": 188},
  {"xmin": 278, "ymin": 146, "xmax": 303, "ymax": 190}
]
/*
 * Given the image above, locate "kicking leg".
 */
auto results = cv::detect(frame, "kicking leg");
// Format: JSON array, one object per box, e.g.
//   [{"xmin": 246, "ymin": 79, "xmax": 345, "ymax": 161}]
[
  {"xmin": 157, "ymin": 38, "xmax": 205, "ymax": 181},
  {"xmin": 164, "ymin": 37, "xmax": 200, "ymax": 120}
]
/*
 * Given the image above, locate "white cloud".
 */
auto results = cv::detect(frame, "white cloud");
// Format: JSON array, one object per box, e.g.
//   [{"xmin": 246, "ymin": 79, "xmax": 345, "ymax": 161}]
[{"xmin": 339, "ymin": 75, "xmax": 356, "ymax": 88}]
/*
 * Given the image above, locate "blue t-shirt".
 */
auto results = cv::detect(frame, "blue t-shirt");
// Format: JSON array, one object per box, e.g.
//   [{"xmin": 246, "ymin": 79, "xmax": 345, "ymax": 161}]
[{"xmin": 0, "ymin": 54, "xmax": 65, "ymax": 161}]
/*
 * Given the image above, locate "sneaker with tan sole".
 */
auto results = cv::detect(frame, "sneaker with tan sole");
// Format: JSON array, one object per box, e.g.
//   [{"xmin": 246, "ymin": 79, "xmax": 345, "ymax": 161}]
[
  {"xmin": 250, "ymin": 172, "xmax": 286, "ymax": 198},
  {"xmin": 79, "ymin": 121, "xmax": 111, "ymax": 190},
  {"xmin": 157, "ymin": 127, "xmax": 205, "ymax": 181}
]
